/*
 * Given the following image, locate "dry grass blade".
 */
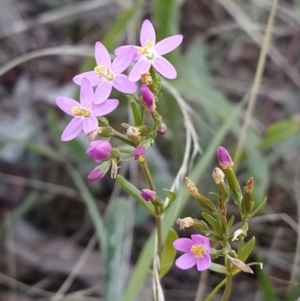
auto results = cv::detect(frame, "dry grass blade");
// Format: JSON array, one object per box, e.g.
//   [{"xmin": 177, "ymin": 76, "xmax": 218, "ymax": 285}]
[
  {"xmin": 232, "ymin": 0, "xmax": 279, "ymax": 165},
  {"xmin": 0, "ymin": 0, "xmax": 111, "ymax": 39},
  {"xmin": 0, "ymin": 45, "xmax": 93, "ymax": 76}
]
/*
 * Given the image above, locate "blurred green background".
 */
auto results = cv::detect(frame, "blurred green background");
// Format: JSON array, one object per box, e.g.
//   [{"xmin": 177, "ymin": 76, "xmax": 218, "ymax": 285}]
[{"xmin": 1, "ymin": 0, "xmax": 300, "ymax": 300}]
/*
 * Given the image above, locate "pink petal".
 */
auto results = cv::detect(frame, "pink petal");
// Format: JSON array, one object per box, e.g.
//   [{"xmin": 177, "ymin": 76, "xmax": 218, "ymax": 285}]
[
  {"xmin": 155, "ymin": 35, "xmax": 183, "ymax": 56},
  {"xmin": 61, "ymin": 117, "xmax": 83, "ymax": 141},
  {"xmin": 112, "ymin": 51, "xmax": 134, "ymax": 74},
  {"xmin": 115, "ymin": 46, "xmax": 140, "ymax": 61},
  {"xmin": 92, "ymin": 99, "xmax": 119, "ymax": 116},
  {"xmin": 152, "ymin": 56, "xmax": 177, "ymax": 79},
  {"xmin": 83, "ymin": 116, "xmax": 98, "ymax": 134},
  {"xmin": 73, "ymin": 71, "xmax": 100, "ymax": 87},
  {"xmin": 80, "ymin": 78, "xmax": 94, "ymax": 107},
  {"xmin": 94, "ymin": 81, "xmax": 112, "ymax": 104},
  {"xmin": 140, "ymin": 19, "xmax": 156, "ymax": 46},
  {"xmin": 175, "ymin": 253, "xmax": 197, "ymax": 270},
  {"xmin": 95, "ymin": 41, "xmax": 111, "ymax": 68},
  {"xmin": 196, "ymin": 254, "xmax": 211, "ymax": 271},
  {"xmin": 56, "ymin": 96, "xmax": 79, "ymax": 116},
  {"xmin": 173, "ymin": 238, "xmax": 193, "ymax": 252},
  {"xmin": 113, "ymin": 74, "xmax": 137, "ymax": 94},
  {"xmin": 129, "ymin": 59, "xmax": 151, "ymax": 82},
  {"xmin": 191, "ymin": 234, "xmax": 210, "ymax": 249}
]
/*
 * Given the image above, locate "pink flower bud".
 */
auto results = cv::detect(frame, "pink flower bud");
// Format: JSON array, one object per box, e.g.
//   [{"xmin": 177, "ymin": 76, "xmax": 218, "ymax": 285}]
[
  {"xmin": 156, "ymin": 123, "xmax": 167, "ymax": 135},
  {"xmin": 87, "ymin": 140, "xmax": 112, "ymax": 163},
  {"xmin": 88, "ymin": 167, "xmax": 104, "ymax": 181},
  {"xmin": 133, "ymin": 145, "xmax": 146, "ymax": 160},
  {"xmin": 141, "ymin": 84, "xmax": 156, "ymax": 111},
  {"xmin": 217, "ymin": 146, "xmax": 233, "ymax": 169},
  {"xmin": 141, "ymin": 189, "xmax": 156, "ymax": 201}
]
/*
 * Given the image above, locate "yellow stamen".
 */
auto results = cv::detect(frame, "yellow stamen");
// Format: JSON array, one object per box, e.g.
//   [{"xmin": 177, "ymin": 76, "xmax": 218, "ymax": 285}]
[
  {"xmin": 138, "ymin": 40, "xmax": 155, "ymax": 60},
  {"xmin": 71, "ymin": 106, "xmax": 91, "ymax": 117},
  {"xmin": 94, "ymin": 65, "xmax": 114, "ymax": 81},
  {"xmin": 190, "ymin": 244, "xmax": 206, "ymax": 258}
]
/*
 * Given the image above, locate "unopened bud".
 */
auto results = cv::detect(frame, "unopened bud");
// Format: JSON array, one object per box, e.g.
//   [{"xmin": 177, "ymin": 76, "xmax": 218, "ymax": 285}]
[
  {"xmin": 176, "ymin": 217, "xmax": 194, "ymax": 230},
  {"xmin": 212, "ymin": 167, "xmax": 225, "ymax": 184},
  {"xmin": 133, "ymin": 145, "xmax": 146, "ymax": 160},
  {"xmin": 87, "ymin": 140, "xmax": 112, "ymax": 163},
  {"xmin": 141, "ymin": 84, "xmax": 156, "ymax": 111},
  {"xmin": 192, "ymin": 219, "xmax": 211, "ymax": 236},
  {"xmin": 141, "ymin": 189, "xmax": 156, "ymax": 201},
  {"xmin": 217, "ymin": 146, "xmax": 234, "ymax": 169},
  {"xmin": 184, "ymin": 177, "xmax": 216, "ymax": 213},
  {"xmin": 88, "ymin": 167, "xmax": 104, "ymax": 181},
  {"xmin": 98, "ymin": 126, "xmax": 114, "ymax": 137},
  {"xmin": 242, "ymin": 177, "xmax": 254, "ymax": 215},
  {"xmin": 156, "ymin": 123, "xmax": 167, "ymax": 135}
]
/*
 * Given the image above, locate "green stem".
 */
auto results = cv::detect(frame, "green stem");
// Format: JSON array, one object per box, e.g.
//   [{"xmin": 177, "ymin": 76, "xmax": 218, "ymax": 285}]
[
  {"xmin": 140, "ymin": 106, "xmax": 145, "ymax": 126},
  {"xmin": 139, "ymin": 158, "xmax": 156, "ymax": 191},
  {"xmin": 112, "ymin": 130, "xmax": 135, "ymax": 147},
  {"xmin": 221, "ymin": 261, "xmax": 233, "ymax": 301},
  {"xmin": 155, "ymin": 215, "xmax": 162, "ymax": 256}
]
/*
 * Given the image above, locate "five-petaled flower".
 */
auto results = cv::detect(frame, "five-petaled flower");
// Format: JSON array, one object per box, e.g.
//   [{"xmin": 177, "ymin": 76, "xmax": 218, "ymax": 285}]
[
  {"xmin": 56, "ymin": 78, "xmax": 119, "ymax": 141},
  {"xmin": 173, "ymin": 234, "xmax": 211, "ymax": 271},
  {"xmin": 115, "ymin": 19, "xmax": 183, "ymax": 82},
  {"xmin": 73, "ymin": 42, "xmax": 137, "ymax": 102}
]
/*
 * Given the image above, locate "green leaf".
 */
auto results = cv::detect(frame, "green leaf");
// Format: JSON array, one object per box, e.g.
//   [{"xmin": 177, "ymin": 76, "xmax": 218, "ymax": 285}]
[
  {"xmin": 209, "ymin": 263, "xmax": 227, "ymax": 274},
  {"xmin": 238, "ymin": 237, "xmax": 255, "ymax": 262},
  {"xmin": 259, "ymin": 118, "xmax": 300, "ymax": 151},
  {"xmin": 130, "ymin": 100, "xmax": 141, "ymax": 126},
  {"xmin": 202, "ymin": 212, "xmax": 221, "ymax": 235},
  {"xmin": 105, "ymin": 198, "xmax": 128, "ymax": 301},
  {"xmin": 159, "ymin": 228, "xmax": 178, "ymax": 277},
  {"xmin": 249, "ymin": 197, "xmax": 267, "ymax": 218},
  {"xmin": 227, "ymin": 215, "xmax": 235, "ymax": 231},
  {"xmin": 116, "ymin": 175, "xmax": 155, "ymax": 214},
  {"xmin": 163, "ymin": 189, "xmax": 177, "ymax": 212}
]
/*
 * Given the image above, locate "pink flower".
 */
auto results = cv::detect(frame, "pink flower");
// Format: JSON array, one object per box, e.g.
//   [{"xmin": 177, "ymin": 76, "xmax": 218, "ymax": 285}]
[
  {"xmin": 173, "ymin": 234, "xmax": 211, "ymax": 271},
  {"xmin": 87, "ymin": 140, "xmax": 112, "ymax": 162},
  {"xmin": 115, "ymin": 19, "xmax": 183, "ymax": 82},
  {"xmin": 133, "ymin": 145, "xmax": 146, "ymax": 160},
  {"xmin": 56, "ymin": 78, "xmax": 119, "ymax": 141},
  {"xmin": 217, "ymin": 146, "xmax": 234, "ymax": 169},
  {"xmin": 141, "ymin": 84, "xmax": 156, "ymax": 111},
  {"xmin": 88, "ymin": 167, "xmax": 104, "ymax": 181},
  {"xmin": 141, "ymin": 189, "xmax": 156, "ymax": 201},
  {"xmin": 73, "ymin": 42, "xmax": 137, "ymax": 103}
]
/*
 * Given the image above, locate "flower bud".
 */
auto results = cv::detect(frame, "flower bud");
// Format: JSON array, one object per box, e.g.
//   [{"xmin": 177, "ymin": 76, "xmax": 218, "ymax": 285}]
[
  {"xmin": 141, "ymin": 72, "xmax": 153, "ymax": 86},
  {"xmin": 141, "ymin": 189, "xmax": 156, "ymax": 201},
  {"xmin": 141, "ymin": 84, "xmax": 156, "ymax": 111},
  {"xmin": 242, "ymin": 177, "xmax": 254, "ymax": 215},
  {"xmin": 184, "ymin": 177, "xmax": 216, "ymax": 213},
  {"xmin": 176, "ymin": 217, "xmax": 194, "ymax": 230},
  {"xmin": 87, "ymin": 140, "xmax": 112, "ymax": 163},
  {"xmin": 133, "ymin": 145, "xmax": 146, "ymax": 160},
  {"xmin": 88, "ymin": 167, "xmax": 104, "ymax": 181},
  {"xmin": 156, "ymin": 123, "xmax": 167, "ymax": 135},
  {"xmin": 217, "ymin": 146, "xmax": 234, "ymax": 169},
  {"xmin": 212, "ymin": 167, "xmax": 225, "ymax": 184}
]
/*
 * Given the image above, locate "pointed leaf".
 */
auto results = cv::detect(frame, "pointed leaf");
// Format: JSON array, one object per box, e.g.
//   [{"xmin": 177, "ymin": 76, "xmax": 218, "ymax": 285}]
[
  {"xmin": 159, "ymin": 228, "xmax": 178, "ymax": 277},
  {"xmin": 209, "ymin": 263, "xmax": 227, "ymax": 274},
  {"xmin": 202, "ymin": 212, "xmax": 221, "ymax": 235},
  {"xmin": 227, "ymin": 215, "xmax": 235, "ymax": 231},
  {"xmin": 238, "ymin": 237, "xmax": 255, "ymax": 262},
  {"xmin": 250, "ymin": 197, "xmax": 267, "ymax": 218}
]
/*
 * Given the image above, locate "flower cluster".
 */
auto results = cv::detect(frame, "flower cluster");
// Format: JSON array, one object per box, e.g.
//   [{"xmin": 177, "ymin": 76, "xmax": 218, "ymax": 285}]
[
  {"xmin": 173, "ymin": 146, "xmax": 265, "ymax": 282},
  {"xmin": 55, "ymin": 19, "xmax": 183, "ymax": 181}
]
